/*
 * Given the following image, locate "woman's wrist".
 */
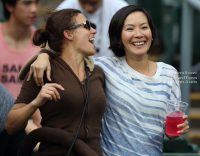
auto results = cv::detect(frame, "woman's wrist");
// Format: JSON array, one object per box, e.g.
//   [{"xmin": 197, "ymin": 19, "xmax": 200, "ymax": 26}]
[
  {"xmin": 30, "ymin": 99, "xmax": 39, "ymax": 110},
  {"xmin": 39, "ymin": 48, "xmax": 57, "ymax": 59},
  {"xmin": 165, "ymin": 133, "xmax": 179, "ymax": 140},
  {"xmin": 38, "ymin": 53, "xmax": 50, "ymax": 60}
]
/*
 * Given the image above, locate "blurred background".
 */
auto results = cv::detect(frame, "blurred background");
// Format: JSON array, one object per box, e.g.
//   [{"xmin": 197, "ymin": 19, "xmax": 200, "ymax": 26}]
[{"xmin": 0, "ymin": 0, "xmax": 200, "ymax": 155}]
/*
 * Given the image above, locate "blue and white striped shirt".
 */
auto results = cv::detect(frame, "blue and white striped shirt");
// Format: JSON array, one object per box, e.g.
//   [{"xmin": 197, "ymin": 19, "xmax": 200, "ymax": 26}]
[{"xmin": 94, "ymin": 57, "xmax": 181, "ymax": 156}]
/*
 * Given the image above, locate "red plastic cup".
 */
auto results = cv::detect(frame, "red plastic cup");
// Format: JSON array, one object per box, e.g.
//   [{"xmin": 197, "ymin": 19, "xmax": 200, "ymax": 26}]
[{"xmin": 165, "ymin": 101, "xmax": 188, "ymax": 136}]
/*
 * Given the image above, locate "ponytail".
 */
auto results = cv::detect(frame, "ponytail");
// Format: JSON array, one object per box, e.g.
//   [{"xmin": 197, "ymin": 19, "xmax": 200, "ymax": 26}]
[{"xmin": 33, "ymin": 29, "xmax": 48, "ymax": 48}]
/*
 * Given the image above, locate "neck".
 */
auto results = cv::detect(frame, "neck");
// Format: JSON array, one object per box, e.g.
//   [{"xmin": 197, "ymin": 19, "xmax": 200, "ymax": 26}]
[
  {"xmin": 61, "ymin": 46, "xmax": 86, "ymax": 80},
  {"xmin": 126, "ymin": 53, "xmax": 149, "ymax": 75},
  {"xmin": 2, "ymin": 18, "xmax": 31, "ymax": 41}
]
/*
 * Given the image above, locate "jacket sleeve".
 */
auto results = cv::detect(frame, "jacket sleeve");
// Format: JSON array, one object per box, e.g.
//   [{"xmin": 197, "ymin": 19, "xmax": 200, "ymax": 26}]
[{"xmin": 18, "ymin": 127, "xmax": 98, "ymax": 156}]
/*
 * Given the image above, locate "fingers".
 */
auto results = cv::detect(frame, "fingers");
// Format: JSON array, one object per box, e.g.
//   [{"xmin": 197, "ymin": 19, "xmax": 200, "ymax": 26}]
[
  {"xmin": 27, "ymin": 54, "xmax": 52, "ymax": 85},
  {"xmin": 177, "ymin": 115, "xmax": 188, "ymax": 128},
  {"xmin": 50, "ymin": 83, "xmax": 65, "ymax": 91},
  {"xmin": 183, "ymin": 115, "xmax": 188, "ymax": 120},
  {"xmin": 33, "ymin": 65, "xmax": 49, "ymax": 86},
  {"xmin": 27, "ymin": 67, "xmax": 33, "ymax": 81},
  {"xmin": 40, "ymin": 91, "xmax": 53, "ymax": 101},
  {"xmin": 163, "ymin": 121, "xmax": 166, "ymax": 124},
  {"xmin": 42, "ymin": 88, "xmax": 58, "ymax": 101},
  {"xmin": 46, "ymin": 66, "xmax": 51, "ymax": 82},
  {"xmin": 45, "ymin": 83, "xmax": 65, "ymax": 91},
  {"xmin": 177, "ymin": 119, "xmax": 189, "ymax": 135},
  {"xmin": 177, "ymin": 120, "xmax": 188, "ymax": 128},
  {"xmin": 34, "ymin": 83, "xmax": 64, "ymax": 107},
  {"xmin": 44, "ymin": 86, "xmax": 61, "ymax": 101},
  {"xmin": 34, "ymin": 91, "xmax": 53, "ymax": 107},
  {"xmin": 37, "ymin": 68, "xmax": 45, "ymax": 86},
  {"xmin": 41, "ymin": 83, "xmax": 64, "ymax": 101},
  {"xmin": 33, "ymin": 65, "xmax": 40, "ymax": 86},
  {"xmin": 178, "ymin": 125, "xmax": 189, "ymax": 135}
]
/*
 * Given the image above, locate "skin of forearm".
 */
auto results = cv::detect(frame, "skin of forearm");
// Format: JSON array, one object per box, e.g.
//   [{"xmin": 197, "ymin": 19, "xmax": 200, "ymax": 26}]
[
  {"xmin": 25, "ymin": 120, "xmax": 40, "ymax": 153},
  {"xmin": 25, "ymin": 120, "xmax": 39, "ymax": 134},
  {"xmin": 32, "ymin": 109, "xmax": 42, "ymax": 128},
  {"xmin": 38, "ymin": 53, "xmax": 50, "ymax": 60},
  {"xmin": 6, "ymin": 101, "xmax": 38, "ymax": 135}
]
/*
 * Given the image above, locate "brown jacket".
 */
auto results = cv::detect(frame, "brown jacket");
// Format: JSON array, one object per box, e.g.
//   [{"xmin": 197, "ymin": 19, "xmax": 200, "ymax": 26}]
[{"xmin": 15, "ymin": 56, "xmax": 106, "ymax": 156}]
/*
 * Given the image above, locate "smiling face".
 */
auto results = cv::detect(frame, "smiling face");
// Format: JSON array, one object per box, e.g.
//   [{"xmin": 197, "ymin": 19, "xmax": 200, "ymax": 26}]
[
  {"xmin": 121, "ymin": 11, "xmax": 152, "ymax": 57},
  {"xmin": 8, "ymin": 0, "xmax": 39, "ymax": 26},
  {"xmin": 72, "ymin": 13, "xmax": 97, "ymax": 56}
]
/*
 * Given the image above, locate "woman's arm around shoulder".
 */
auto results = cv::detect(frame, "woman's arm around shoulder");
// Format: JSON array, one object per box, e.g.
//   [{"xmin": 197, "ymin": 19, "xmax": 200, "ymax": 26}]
[{"xmin": 19, "ymin": 48, "xmax": 57, "ymax": 85}]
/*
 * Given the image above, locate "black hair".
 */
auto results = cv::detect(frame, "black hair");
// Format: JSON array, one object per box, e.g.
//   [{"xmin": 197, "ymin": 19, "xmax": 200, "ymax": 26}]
[
  {"xmin": 1, "ymin": 0, "xmax": 18, "ymax": 20},
  {"xmin": 33, "ymin": 9, "xmax": 81, "ymax": 54},
  {"xmin": 109, "ymin": 5, "xmax": 157, "ymax": 57}
]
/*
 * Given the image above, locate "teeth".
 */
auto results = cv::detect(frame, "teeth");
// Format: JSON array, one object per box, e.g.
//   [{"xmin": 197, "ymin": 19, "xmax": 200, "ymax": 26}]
[
  {"xmin": 89, "ymin": 38, "xmax": 94, "ymax": 43},
  {"xmin": 132, "ymin": 42, "xmax": 145, "ymax": 46}
]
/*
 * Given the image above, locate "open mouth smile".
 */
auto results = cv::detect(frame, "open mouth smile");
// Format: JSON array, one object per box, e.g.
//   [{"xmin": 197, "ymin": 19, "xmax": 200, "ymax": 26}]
[
  {"xmin": 132, "ymin": 41, "xmax": 146, "ymax": 46},
  {"xmin": 89, "ymin": 38, "xmax": 95, "ymax": 44}
]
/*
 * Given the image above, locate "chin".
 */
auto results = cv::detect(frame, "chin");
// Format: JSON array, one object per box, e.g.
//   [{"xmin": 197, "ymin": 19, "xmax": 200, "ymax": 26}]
[
  {"xmin": 24, "ymin": 22, "xmax": 34, "ymax": 27},
  {"xmin": 84, "ymin": 51, "xmax": 96, "ymax": 57},
  {"xmin": 137, "ymin": 52, "xmax": 147, "ymax": 55},
  {"xmin": 129, "ymin": 51, "xmax": 146, "ymax": 56},
  {"xmin": 88, "ymin": 52, "xmax": 96, "ymax": 56}
]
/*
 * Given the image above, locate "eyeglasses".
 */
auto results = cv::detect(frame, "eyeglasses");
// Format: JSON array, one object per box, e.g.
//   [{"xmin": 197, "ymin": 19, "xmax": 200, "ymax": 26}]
[{"xmin": 67, "ymin": 20, "xmax": 96, "ymax": 30}]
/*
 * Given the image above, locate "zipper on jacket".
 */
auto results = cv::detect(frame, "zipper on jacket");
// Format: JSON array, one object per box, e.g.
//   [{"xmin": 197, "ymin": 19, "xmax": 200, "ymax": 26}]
[{"xmin": 81, "ymin": 79, "xmax": 90, "ymax": 143}]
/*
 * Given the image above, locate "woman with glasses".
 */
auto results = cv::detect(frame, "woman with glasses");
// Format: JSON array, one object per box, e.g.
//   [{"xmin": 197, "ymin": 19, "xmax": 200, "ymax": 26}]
[
  {"xmin": 13, "ymin": 5, "xmax": 189, "ymax": 156},
  {"xmin": 6, "ymin": 9, "xmax": 106, "ymax": 156}
]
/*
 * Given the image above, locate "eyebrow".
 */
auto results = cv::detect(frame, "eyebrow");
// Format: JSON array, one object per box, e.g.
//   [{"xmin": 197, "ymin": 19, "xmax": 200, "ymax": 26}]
[{"xmin": 124, "ymin": 22, "xmax": 149, "ymax": 27}]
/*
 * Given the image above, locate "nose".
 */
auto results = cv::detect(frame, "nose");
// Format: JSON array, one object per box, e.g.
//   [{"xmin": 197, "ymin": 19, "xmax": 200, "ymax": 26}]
[
  {"xmin": 30, "ymin": 2, "xmax": 39, "ymax": 14},
  {"xmin": 90, "ymin": 27, "xmax": 97, "ymax": 35},
  {"xmin": 84, "ymin": 4, "xmax": 95, "ymax": 14},
  {"xmin": 134, "ymin": 28, "xmax": 143, "ymax": 38}
]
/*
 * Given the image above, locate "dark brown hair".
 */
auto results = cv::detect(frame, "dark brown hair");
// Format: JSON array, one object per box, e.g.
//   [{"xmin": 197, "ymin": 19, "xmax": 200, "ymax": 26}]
[
  {"xmin": 33, "ymin": 9, "xmax": 81, "ymax": 54},
  {"xmin": 109, "ymin": 5, "xmax": 157, "ymax": 57},
  {"xmin": 1, "ymin": 0, "xmax": 18, "ymax": 20}
]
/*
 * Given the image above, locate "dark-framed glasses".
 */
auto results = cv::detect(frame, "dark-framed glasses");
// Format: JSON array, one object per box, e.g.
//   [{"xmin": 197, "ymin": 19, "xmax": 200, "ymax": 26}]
[{"xmin": 67, "ymin": 20, "xmax": 96, "ymax": 30}]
